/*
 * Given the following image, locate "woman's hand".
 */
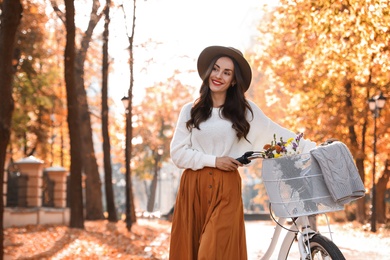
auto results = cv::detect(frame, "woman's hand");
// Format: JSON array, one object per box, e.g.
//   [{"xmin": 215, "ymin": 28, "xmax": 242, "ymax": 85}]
[{"xmin": 216, "ymin": 156, "xmax": 243, "ymax": 171}]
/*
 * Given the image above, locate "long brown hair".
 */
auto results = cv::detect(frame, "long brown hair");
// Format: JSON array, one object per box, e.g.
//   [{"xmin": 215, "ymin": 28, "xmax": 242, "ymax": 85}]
[{"xmin": 186, "ymin": 55, "xmax": 253, "ymax": 141}]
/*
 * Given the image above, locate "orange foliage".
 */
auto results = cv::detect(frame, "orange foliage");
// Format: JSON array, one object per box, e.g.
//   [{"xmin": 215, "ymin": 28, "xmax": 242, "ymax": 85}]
[{"xmin": 249, "ymin": 0, "xmax": 390, "ymax": 187}]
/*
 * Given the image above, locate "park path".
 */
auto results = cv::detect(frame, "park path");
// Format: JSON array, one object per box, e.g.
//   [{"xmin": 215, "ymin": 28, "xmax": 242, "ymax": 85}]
[
  {"xmin": 144, "ymin": 219, "xmax": 390, "ymax": 259},
  {"xmin": 245, "ymin": 220, "xmax": 390, "ymax": 260}
]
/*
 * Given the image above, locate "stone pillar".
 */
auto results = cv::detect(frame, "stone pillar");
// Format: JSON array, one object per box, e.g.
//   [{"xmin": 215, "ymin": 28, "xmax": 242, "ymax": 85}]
[
  {"xmin": 45, "ymin": 166, "xmax": 68, "ymax": 208},
  {"xmin": 15, "ymin": 156, "xmax": 44, "ymax": 207}
]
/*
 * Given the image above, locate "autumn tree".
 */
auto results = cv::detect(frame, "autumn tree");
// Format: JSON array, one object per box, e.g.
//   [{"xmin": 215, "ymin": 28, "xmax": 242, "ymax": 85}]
[
  {"xmin": 119, "ymin": 0, "xmax": 138, "ymax": 230},
  {"xmin": 64, "ymin": 0, "xmax": 84, "ymax": 229},
  {"xmin": 0, "ymin": 0, "xmax": 23, "ymax": 256},
  {"xmin": 376, "ymin": 158, "xmax": 390, "ymax": 223},
  {"xmin": 252, "ymin": 0, "xmax": 390, "ymax": 224},
  {"xmin": 132, "ymin": 76, "xmax": 194, "ymax": 212},
  {"xmin": 51, "ymin": 0, "xmax": 105, "ymax": 220},
  {"xmin": 9, "ymin": 1, "xmax": 66, "ymax": 165},
  {"xmin": 102, "ymin": 0, "xmax": 117, "ymax": 222}
]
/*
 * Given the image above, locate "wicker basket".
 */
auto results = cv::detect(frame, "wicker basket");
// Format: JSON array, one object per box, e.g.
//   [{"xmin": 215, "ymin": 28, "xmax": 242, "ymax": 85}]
[{"xmin": 262, "ymin": 153, "xmax": 344, "ymax": 218}]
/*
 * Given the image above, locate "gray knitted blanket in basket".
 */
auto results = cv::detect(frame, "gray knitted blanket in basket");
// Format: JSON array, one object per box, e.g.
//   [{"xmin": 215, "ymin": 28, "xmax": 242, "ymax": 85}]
[{"xmin": 310, "ymin": 141, "xmax": 365, "ymax": 205}]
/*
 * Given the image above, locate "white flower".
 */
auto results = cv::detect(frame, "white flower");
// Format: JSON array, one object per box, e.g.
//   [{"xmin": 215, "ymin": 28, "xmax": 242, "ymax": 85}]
[{"xmin": 286, "ymin": 145, "xmax": 296, "ymax": 155}]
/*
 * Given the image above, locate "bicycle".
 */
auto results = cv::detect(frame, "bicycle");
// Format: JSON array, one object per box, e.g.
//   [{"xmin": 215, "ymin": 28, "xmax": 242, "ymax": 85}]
[{"xmin": 236, "ymin": 151, "xmax": 346, "ymax": 260}]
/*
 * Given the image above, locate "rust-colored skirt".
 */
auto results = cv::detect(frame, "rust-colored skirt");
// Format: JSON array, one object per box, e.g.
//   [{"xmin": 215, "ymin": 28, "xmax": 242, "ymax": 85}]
[{"xmin": 169, "ymin": 167, "xmax": 247, "ymax": 260}]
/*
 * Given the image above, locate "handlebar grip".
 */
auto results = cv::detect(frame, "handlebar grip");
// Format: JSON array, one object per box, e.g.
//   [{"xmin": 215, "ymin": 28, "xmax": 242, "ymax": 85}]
[
  {"xmin": 236, "ymin": 156, "xmax": 251, "ymax": 164},
  {"xmin": 236, "ymin": 151, "xmax": 254, "ymax": 165}
]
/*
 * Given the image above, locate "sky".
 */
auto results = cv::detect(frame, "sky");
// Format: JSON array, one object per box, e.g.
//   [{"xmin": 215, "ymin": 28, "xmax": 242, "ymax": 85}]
[{"xmin": 107, "ymin": 0, "xmax": 277, "ymax": 110}]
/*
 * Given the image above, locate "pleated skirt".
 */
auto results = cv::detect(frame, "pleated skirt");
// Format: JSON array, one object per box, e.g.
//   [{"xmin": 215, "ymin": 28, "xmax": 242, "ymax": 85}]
[{"xmin": 169, "ymin": 167, "xmax": 247, "ymax": 260}]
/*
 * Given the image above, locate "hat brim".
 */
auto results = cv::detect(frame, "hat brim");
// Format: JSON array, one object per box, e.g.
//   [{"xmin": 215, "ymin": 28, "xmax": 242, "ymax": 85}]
[{"xmin": 197, "ymin": 46, "xmax": 252, "ymax": 91}]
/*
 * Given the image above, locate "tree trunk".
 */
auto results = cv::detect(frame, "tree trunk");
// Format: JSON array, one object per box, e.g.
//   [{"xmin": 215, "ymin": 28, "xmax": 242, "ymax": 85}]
[
  {"xmin": 0, "ymin": 0, "xmax": 23, "ymax": 257},
  {"xmin": 355, "ymin": 158, "xmax": 366, "ymax": 222},
  {"xmin": 73, "ymin": 0, "xmax": 104, "ymax": 220},
  {"xmin": 124, "ymin": 108, "xmax": 136, "ymax": 230},
  {"xmin": 65, "ymin": 0, "xmax": 84, "ymax": 229},
  {"xmin": 376, "ymin": 159, "xmax": 390, "ymax": 223},
  {"xmin": 102, "ymin": 0, "xmax": 117, "ymax": 222},
  {"xmin": 344, "ymin": 80, "xmax": 366, "ymax": 223},
  {"xmin": 75, "ymin": 56, "xmax": 104, "ymax": 220},
  {"xmin": 51, "ymin": 0, "xmax": 105, "ymax": 221},
  {"xmin": 121, "ymin": 0, "xmax": 138, "ymax": 230},
  {"xmin": 147, "ymin": 161, "xmax": 159, "ymax": 212}
]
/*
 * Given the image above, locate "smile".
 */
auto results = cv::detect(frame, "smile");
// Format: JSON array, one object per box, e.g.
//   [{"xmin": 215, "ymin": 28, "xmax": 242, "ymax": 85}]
[{"xmin": 211, "ymin": 79, "xmax": 223, "ymax": 85}]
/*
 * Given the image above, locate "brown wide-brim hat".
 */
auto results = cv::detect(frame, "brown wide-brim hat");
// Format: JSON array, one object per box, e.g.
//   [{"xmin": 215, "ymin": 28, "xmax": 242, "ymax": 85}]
[{"xmin": 197, "ymin": 45, "xmax": 252, "ymax": 91}]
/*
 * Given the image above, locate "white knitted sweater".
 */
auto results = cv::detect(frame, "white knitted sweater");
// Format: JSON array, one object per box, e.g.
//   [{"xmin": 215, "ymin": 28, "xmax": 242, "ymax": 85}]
[{"xmin": 170, "ymin": 100, "xmax": 316, "ymax": 170}]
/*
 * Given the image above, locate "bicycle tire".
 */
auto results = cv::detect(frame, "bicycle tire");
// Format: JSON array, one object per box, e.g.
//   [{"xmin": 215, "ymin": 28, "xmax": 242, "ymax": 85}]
[{"xmin": 309, "ymin": 234, "xmax": 346, "ymax": 260}]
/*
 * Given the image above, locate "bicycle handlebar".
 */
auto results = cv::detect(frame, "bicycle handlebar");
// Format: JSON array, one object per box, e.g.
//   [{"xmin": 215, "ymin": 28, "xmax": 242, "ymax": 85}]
[{"xmin": 236, "ymin": 138, "xmax": 338, "ymax": 165}]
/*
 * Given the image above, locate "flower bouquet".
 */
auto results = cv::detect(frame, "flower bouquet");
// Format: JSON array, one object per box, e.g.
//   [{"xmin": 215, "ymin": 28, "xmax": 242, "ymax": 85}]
[
  {"xmin": 261, "ymin": 133, "xmax": 343, "ymax": 217},
  {"xmin": 259, "ymin": 132, "xmax": 303, "ymax": 159}
]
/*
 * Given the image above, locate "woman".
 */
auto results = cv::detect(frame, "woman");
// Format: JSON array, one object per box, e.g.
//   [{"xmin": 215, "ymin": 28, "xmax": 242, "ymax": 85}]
[{"xmin": 169, "ymin": 46, "xmax": 316, "ymax": 260}]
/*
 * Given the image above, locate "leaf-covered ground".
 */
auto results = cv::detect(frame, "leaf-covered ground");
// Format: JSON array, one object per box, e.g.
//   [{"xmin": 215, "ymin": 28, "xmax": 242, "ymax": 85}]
[
  {"xmin": 4, "ymin": 219, "xmax": 171, "ymax": 259},
  {"xmin": 4, "ymin": 218, "xmax": 390, "ymax": 259}
]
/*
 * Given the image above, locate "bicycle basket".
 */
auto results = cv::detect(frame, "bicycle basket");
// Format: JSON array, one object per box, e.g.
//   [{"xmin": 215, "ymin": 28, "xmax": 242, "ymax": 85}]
[{"xmin": 262, "ymin": 153, "xmax": 344, "ymax": 218}]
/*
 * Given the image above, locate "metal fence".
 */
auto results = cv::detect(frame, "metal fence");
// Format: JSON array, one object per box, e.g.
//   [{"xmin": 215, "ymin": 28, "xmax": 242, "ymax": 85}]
[
  {"xmin": 6, "ymin": 171, "xmax": 28, "ymax": 207},
  {"xmin": 42, "ymin": 171, "xmax": 55, "ymax": 207},
  {"xmin": 6, "ymin": 170, "xmax": 56, "ymax": 208}
]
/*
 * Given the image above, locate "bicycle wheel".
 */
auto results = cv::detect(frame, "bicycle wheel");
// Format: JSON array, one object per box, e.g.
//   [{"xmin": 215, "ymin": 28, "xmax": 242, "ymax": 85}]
[{"xmin": 309, "ymin": 234, "xmax": 345, "ymax": 260}]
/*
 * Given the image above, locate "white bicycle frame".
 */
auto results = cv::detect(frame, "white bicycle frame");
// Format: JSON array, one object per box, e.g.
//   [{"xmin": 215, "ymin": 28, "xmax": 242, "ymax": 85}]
[{"xmin": 260, "ymin": 215, "xmax": 317, "ymax": 260}]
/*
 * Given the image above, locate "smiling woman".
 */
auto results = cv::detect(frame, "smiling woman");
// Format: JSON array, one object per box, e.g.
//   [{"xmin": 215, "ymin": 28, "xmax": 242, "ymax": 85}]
[{"xmin": 168, "ymin": 44, "xmax": 315, "ymax": 260}]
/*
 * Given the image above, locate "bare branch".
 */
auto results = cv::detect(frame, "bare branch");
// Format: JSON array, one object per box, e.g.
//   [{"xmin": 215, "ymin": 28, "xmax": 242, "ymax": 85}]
[{"xmin": 49, "ymin": 0, "xmax": 66, "ymax": 24}]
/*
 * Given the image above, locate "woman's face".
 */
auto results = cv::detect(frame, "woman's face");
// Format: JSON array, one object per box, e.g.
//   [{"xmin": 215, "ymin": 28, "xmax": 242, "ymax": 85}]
[{"xmin": 208, "ymin": 56, "xmax": 236, "ymax": 95}]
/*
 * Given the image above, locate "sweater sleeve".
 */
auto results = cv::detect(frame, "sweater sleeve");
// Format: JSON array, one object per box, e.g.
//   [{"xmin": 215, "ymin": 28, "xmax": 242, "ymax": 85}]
[
  {"xmin": 170, "ymin": 103, "xmax": 216, "ymax": 170},
  {"xmin": 248, "ymin": 101, "xmax": 316, "ymax": 154}
]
